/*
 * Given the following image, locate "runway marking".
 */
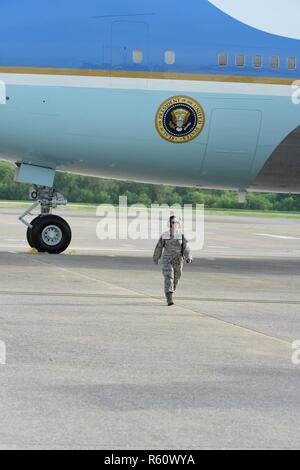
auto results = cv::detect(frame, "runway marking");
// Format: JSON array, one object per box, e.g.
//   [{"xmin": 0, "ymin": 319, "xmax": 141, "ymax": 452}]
[
  {"xmin": 0, "ymin": 290, "xmax": 299, "ymax": 305},
  {"xmin": 256, "ymin": 233, "xmax": 300, "ymax": 240},
  {"xmin": 207, "ymin": 245, "xmax": 230, "ymax": 249},
  {"xmin": 120, "ymin": 244, "xmax": 137, "ymax": 248}
]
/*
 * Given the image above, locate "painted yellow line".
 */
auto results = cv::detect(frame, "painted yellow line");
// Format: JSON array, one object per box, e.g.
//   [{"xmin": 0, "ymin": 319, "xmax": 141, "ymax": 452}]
[{"xmin": 0, "ymin": 66, "xmax": 298, "ymax": 85}]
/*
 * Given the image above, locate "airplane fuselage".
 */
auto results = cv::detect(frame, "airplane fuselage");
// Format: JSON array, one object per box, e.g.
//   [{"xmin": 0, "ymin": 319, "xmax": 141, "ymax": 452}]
[{"xmin": 0, "ymin": 0, "xmax": 300, "ymax": 193}]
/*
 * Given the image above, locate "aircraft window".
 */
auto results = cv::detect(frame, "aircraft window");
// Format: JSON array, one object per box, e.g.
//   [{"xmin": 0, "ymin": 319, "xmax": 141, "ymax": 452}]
[
  {"xmin": 236, "ymin": 54, "xmax": 245, "ymax": 67},
  {"xmin": 132, "ymin": 49, "xmax": 143, "ymax": 64},
  {"xmin": 165, "ymin": 50, "xmax": 176, "ymax": 65},
  {"xmin": 270, "ymin": 55, "xmax": 280, "ymax": 69},
  {"xmin": 253, "ymin": 55, "xmax": 263, "ymax": 68},
  {"xmin": 287, "ymin": 56, "xmax": 297, "ymax": 70},
  {"xmin": 218, "ymin": 53, "xmax": 228, "ymax": 66}
]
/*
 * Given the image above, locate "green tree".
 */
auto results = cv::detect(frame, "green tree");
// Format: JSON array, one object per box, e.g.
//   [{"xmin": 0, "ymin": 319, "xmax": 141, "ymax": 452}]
[{"xmin": 1, "ymin": 161, "xmax": 300, "ymax": 212}]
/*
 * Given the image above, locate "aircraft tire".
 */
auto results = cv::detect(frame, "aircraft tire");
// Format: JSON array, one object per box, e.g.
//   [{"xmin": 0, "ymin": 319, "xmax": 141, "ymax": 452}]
[
  {"xmin": 26, "ymin": 216, "xmax": 45, "ymax": 250},
  {"xmin": 31, "ymin": 215, "xmax": 72, "ymax": 254}
]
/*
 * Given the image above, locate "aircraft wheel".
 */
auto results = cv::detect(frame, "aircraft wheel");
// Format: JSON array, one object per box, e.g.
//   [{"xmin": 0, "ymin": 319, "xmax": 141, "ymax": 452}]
[
  {"xmin": 26, "ymin": 216, "xmax": 45, "ymax": 250},
  {"xmin": 31, "ymin": 215, "xmax": 72, "ymax": 254}
]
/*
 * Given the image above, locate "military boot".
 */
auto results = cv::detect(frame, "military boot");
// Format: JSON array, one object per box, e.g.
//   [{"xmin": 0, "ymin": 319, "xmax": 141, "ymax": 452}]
[{"xmin": 166, "ymin": 292, "xmax": 174, "ymax": 306}]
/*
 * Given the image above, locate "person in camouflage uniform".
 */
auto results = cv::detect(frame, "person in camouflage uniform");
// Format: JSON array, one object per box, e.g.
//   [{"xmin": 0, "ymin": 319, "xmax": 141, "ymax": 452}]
[{"xmin": 153, "ymin": 216, "xmax": 192, "ymax": 306}]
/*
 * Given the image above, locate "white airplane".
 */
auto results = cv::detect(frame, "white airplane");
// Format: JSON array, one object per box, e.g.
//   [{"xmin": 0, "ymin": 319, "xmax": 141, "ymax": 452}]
[{"xmin": 0, "ymin": 0, "xmax": 299, "ymax": 253}]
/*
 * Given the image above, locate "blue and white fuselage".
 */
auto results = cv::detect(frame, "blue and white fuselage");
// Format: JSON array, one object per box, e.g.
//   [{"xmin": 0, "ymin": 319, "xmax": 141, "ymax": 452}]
[{"xmin": 0, "ymin": 0, "xmax": 300, "ymax": 193}]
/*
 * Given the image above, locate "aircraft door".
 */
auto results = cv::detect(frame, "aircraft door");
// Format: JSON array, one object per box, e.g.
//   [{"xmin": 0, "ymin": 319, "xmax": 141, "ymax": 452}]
[{"xmin": 202, "ymin": 109, "xmax": 262, "ymax": 188}]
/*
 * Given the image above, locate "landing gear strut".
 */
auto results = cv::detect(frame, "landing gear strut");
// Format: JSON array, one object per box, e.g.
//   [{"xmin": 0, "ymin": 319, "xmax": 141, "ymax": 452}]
[{"xmin": 20, "ymin": 186, "xmax": 72, "ymax": 254}]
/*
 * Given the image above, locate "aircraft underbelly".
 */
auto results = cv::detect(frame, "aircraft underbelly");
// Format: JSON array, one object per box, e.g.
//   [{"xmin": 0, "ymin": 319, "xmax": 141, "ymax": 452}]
[{"xmin": 0, "ymin": 79, "xmax": 299, "ymax": 191}]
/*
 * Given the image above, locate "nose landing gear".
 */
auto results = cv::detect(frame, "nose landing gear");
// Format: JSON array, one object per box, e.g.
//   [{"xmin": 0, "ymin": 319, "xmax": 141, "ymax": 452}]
[{"xmin": 20, "ymin": 186, "xmax": 72, "ymax": 254}]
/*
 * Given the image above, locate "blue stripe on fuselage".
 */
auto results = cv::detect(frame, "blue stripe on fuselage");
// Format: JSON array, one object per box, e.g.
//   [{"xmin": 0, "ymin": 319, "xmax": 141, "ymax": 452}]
[{"xmin": 0, "ymin": 0, "xmax": 299, "ymax": 79}]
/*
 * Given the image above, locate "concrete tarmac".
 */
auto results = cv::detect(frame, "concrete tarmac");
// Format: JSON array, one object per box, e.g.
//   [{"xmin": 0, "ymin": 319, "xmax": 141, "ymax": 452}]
[{"xmin": 0, "ymin": 208, "xmax": 300, "ymax": 449}]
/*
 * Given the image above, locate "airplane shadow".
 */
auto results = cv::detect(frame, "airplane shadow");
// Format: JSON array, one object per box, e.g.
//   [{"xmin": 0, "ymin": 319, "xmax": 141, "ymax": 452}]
[
  {"xmin": 40, "ymin": 253, "xmax": 300, "ymax": 277},
  {"xmin": 2, "ymin": 251, "xmax": 300, "ymax": 277}
]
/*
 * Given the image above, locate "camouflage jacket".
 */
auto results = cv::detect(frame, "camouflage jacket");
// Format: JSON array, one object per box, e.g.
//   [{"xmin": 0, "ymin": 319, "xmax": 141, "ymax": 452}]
[{"xmin": 153, "ymin": 230, "xmax": 191, "ymax": 263}]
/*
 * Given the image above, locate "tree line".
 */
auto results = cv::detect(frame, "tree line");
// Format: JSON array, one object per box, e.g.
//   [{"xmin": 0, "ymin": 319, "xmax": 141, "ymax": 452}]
[{"xmin": 0, "ymin": 161, "xmax": 299, "ymax": 212}]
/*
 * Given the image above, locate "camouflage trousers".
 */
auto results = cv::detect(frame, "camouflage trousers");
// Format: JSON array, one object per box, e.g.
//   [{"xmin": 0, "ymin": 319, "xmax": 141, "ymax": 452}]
[{"xmin": 162, "ymin": 256, "xmax": 184, "ymax": 295}]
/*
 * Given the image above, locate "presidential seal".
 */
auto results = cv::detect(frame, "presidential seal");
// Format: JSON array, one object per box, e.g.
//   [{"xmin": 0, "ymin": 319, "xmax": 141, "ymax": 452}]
[{"xmin": 155, "ymin": 96, "xmax": 205, "ymax": 144}]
